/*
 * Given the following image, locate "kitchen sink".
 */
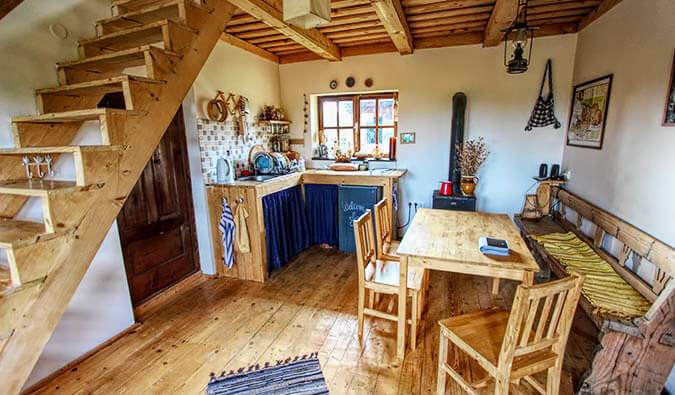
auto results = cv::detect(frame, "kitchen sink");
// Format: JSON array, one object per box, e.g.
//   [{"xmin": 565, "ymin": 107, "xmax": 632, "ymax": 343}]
[{"xmin": 237, "ymin": 175, "xmax": 280, "ymax": 182}]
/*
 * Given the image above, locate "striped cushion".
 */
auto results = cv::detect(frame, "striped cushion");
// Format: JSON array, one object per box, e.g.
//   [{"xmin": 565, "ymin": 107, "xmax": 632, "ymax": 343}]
[{"xmin": 531, "ymin": 232, "xmax": 651, "ymax": 319}]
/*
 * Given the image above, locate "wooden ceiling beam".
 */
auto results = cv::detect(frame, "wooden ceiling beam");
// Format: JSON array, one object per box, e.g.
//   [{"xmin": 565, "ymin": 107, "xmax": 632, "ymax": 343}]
[
  {"xmin": 483, "ymin": 0, "xmax": 519, "ymax": 47},
  {"xmin": 226, "ymin": 0, "xmax": 341, "ymax": 61},
  {"xmin": 280, "ymin": 41, "xmax": 398, "ymax": 63},
  {"xmin": 0, "ymin": 0, "xmax": 24, "ymax": 21},
  {"xmin": 220, "ymin": 32, "xmax": 280, "ymax": 63},
  {"xmin": 369, "ymin": 0, "xmax": 414, "ymax": 54},
  {"xmin": 319, "ymin": 20, "xmax": 382, "ymax": 33},
  {"xmin": 577, "ymin": 0, "xmax": 622, "ymax": 30}
]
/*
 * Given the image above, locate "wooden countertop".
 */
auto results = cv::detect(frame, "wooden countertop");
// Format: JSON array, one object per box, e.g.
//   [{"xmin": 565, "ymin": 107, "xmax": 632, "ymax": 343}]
[{"xmin": 206, "ymin": 169, "xmax": 407, "ymax": 193}]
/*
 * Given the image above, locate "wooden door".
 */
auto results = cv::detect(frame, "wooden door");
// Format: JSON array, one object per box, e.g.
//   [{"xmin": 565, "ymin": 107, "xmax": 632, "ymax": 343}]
[{"xmin": 117, "ymin": 107, "xmax": 199, "ymax": 306}]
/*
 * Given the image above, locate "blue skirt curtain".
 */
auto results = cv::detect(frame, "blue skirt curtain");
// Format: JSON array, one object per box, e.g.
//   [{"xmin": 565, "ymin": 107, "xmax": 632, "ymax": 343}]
[
  {"xmin": 304, "ymin": 184, "xmax": 338, "ymax": 247},
  {"xmin": 263, "ymin": 186, "xmax": 310, "ymax": 273}
]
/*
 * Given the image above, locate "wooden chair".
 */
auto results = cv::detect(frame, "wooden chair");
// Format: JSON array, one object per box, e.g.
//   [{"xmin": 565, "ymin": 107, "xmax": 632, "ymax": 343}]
[
  {"xmin": 353, "ymin": 210, "xmax": 425, "ymax": 350},
  {"xmin": 437, "ymin": 274, "xmax": 584, "ymax": 395},
  {"xmin": 374, "ymin": 198, "xmax": 399, "ymax": 260}
]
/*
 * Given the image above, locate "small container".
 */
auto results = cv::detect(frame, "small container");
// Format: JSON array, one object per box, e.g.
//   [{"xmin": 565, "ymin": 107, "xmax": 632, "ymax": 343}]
[
  {"xmin": 388, "ymin": 137, "xmax": 396, "ymax": 160},
  {"xmin": 440, "ymin": 181, "xmax": 453, "ymax": 196}
]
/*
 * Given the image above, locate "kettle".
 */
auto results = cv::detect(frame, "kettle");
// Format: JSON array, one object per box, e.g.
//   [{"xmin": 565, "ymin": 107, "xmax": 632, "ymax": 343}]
[{"xmin": 217, "ymin": 151, "xmax": 235, "ymax": 184}]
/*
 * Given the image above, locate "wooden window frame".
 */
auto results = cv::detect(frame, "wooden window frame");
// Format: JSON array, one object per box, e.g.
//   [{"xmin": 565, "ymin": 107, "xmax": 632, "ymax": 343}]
[{"xmin": 318, "ymin": 93, "xmax": 398, "ymax": 153}]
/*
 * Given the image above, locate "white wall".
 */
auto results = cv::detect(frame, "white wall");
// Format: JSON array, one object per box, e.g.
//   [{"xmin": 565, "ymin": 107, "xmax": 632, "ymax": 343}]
[
  {"xmin": 560, "ymin": 1, "xmax": 675, "ymax": 390},
  {"xmin": 280, "ymin": 35, "xmax": 578, "ymax": 226},
  {"xmin": 0, "ymin": 0, "xmax": 136, "ymax": 389},
  {"xmin": 186, "ymin": 42, "xmax": 282, "ymax": 275},
  {"xmin": 562, "ymin": 0, "xmax": 675, "ymax": 248}
]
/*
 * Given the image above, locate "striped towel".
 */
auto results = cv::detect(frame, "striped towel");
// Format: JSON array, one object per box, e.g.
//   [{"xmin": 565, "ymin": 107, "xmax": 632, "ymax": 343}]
[{"xmin": 219, "ymin": 197, "xmax": 235, "ymax": 269}]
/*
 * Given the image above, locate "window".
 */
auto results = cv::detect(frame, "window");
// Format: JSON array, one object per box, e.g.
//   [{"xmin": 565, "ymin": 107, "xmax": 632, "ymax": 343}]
[{"xmin": 318, "ymin": 93, "xmax": 398, "ymax": 156}]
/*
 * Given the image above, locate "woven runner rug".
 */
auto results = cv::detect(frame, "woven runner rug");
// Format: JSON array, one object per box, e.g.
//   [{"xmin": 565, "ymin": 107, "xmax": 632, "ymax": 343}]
[{"xmin": 206, "ymin": 353, "xmax": 329, "ymax": 394}]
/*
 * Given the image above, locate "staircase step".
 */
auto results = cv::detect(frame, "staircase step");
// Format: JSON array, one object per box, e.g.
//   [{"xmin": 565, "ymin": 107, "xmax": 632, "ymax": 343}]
[
  {"xmin": 35, "ymin": 76, "xmax": 163, "ymax": 114},
  {"xmin": 0, "ymin": 145, "xmax": 121, "ymax": 188},
  {"xmin": 13, "ymin": 108, "xmax": 146, "ymax": 148},
  {"xmin": 97, "ymin": 0, "xmax": 211, "ymax": 35},
  {"xmin": 0, "ymin": 179, "xmax": 105, "ymax": 233},
  {"xmin": 112, "ymin": 0, "xmax": 204, "ymax": 15},
  {"xmin": 13, "ymin": 108, "xmax": 146, "ymax": 124},
  {"xmin": 0, "ymin": 180, "xmax": 84, "ymax": 197},
  {"xmin": 79, "ymin": 20, "xmax": 196, "ymax": 58},
  {"xmin": 0, "ymin": 219, "xmax": 51, "ymax": 250},
  {"xmin": 57, "ymin": 46, "xmax": 180, "ymax": 85}
]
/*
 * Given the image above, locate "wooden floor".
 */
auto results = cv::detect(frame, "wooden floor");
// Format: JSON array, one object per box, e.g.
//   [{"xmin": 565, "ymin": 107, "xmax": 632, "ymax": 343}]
[{"xmin": 31, "ymin": 246, "xmax": 598, "ymax": 394}]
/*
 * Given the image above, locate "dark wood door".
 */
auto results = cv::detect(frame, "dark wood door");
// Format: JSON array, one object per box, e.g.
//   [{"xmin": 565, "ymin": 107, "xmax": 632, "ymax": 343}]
[{"xmin": 117, "ymin": 107, "xmax": 199, "ymax": 307}]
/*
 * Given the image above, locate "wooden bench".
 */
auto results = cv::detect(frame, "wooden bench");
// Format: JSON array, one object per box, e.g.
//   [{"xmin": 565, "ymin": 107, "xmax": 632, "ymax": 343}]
[{"xmin": 514, "ymin": 186, "xmax": 675, "ymax": 394}]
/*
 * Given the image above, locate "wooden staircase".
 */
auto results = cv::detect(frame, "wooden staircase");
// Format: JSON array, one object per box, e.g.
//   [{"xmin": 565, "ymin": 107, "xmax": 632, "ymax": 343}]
[{"xmin": 0, "ymin": 0, "xmax": 236, "ymax": 392}]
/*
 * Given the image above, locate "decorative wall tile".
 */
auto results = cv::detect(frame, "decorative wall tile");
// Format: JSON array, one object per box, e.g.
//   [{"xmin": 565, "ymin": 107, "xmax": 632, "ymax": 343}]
[{"xmin": 196, "ymin": 118, "xmax": 270, "ymax": 183}]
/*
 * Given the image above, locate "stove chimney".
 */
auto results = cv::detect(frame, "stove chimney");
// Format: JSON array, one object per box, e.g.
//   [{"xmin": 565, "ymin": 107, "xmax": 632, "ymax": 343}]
[{"xmin": 450, "ymin": 92, "xmax": 466, "ymax": 195}]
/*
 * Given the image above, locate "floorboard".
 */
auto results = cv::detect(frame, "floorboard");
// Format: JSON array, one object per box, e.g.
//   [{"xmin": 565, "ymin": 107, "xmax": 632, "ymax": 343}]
[{"xmin": 29, "ymin": 246, "xmax": 597, "ymax": 394}]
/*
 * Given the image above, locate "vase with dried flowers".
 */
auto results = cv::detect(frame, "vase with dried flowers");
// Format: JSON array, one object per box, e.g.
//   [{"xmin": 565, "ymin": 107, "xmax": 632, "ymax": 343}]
[{"xmin": 456, "ymin": 137, "xmax": 489, "ymax": 196}]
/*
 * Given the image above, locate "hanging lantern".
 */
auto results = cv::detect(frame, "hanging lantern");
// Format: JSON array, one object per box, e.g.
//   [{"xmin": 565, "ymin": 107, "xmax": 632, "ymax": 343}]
[
  {"xmin": 283, "ymin": 0, "xmax": 331, "ymax": 29},
  {"xmin": 502, "ymin": 0, "xmax": 537, "ymax": 74}
]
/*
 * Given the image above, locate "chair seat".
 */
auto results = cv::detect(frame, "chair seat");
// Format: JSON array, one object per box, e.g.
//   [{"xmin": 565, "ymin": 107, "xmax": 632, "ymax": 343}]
[
  {"xmin": 439, "ymin": 308, "xmax": 557, "ymax": 376},
  {"xmin": 365, "ymin": 259, "xmax": 424, "ymax": 291}
]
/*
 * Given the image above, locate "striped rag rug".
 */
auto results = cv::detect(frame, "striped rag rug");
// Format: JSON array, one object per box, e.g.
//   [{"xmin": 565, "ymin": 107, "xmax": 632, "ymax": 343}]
[
  {"xmin": 207, "ymin": 353, "xmax": 329, "ymax": 395},
  {"xmin": 530, "ymin": 231, "xmax": 651, "ymax": 319}
]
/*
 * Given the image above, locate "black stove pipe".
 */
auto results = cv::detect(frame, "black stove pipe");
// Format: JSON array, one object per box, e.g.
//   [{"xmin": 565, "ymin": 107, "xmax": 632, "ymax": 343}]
[{"xmin": 450, "ymin": 92, "xmax": 466, "ymax": 195}]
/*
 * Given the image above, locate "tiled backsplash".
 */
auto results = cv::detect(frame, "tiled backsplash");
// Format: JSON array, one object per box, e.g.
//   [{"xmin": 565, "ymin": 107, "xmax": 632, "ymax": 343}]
[{"xmin": 197, "ymin": 118, "xmax": 270, "ymax": 183}]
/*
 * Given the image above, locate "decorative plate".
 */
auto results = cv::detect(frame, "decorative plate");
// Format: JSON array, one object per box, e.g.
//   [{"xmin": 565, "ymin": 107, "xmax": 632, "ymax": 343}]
[
  {"xmin": 365, "ymin": 78, "xmax": 373, "ymax": 87},
  {"xmin": 329, "ymin": 80, "xmax": 337, "ymax": 89},
  {"xmin": 346, "ymin": 77, "xmax": 355, "ymax": 87},
  {"xmin": 253, "ymin": 152, "xmax": 274, "ymax": 174}
]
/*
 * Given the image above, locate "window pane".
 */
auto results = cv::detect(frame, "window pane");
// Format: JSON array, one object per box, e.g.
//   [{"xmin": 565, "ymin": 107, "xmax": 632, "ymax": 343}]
[
  {"xmin": 323, "ymin": 128, "xmax": 338, "ymax": 148},
  {"xmin": 338, "ymin": 129, "xmax": 354, "ymax": 153},
  {"xmin": 378, "ymin": 98, "xmax": 395, "ymax": 126},
  {"xmin": 360, "ymin": 128, "xmax": 377, "ymax": 153},
  {"xmin": 360, "ymin": 99, "xmax": 376, "ymax": 126},
  {"xmin": 322, "ymin": 101, "xmax": 337, "ymax": 127},
  {"xmin": 379, "ymin": 128, "xmax": 395, "ymax": 148},
  {"xmin": 338, "ymin": 101, "xmax": 353, "ymax": 127}
]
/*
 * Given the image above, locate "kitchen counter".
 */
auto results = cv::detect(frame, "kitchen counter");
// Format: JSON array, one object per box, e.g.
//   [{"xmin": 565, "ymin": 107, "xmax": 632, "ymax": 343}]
[{"xmin": 206, "ymin": 168, "xmax": 407, "ymax": 282}]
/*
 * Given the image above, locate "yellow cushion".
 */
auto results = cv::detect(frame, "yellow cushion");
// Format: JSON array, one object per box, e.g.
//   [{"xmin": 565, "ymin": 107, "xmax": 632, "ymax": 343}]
[{"xmin": 531, "ymin": 232, "xmax": 651, "ymax": 319}]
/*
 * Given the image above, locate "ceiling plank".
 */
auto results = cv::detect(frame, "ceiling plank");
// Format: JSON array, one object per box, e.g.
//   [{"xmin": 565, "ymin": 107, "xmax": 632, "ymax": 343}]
[
  {"xmin": 0, "ymin": 0, "xmax": 24, "ymax": 21},
  {"xmin": 221, "ymin": 32, "xmax": 280, "ymax": 63},
  {"xmin": 483, "ymin": 0, "xmax": 519, "ymax": 47},
  {"xmin": 226, "ymin": 0, "xmax": 341, "ymax": 61},
  {"xmin": 369, "ymin": 0, "xmax": 414, "ymax": 54},
  {"xmin": 577, "ymin": 0, "xmax": 622, "ymax": 30}
]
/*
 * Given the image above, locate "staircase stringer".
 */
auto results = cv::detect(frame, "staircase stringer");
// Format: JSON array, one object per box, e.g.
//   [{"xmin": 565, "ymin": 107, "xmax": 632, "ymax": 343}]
[{"xmin": 0, "ymin": 1, "xmax": 237, "ymax": 393}]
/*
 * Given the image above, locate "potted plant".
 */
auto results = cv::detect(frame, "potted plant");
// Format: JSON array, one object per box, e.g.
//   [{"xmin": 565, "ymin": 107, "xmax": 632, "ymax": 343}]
[{"xmin": 456, "ymin": 137, "xmax": 489, "ymax": 196}]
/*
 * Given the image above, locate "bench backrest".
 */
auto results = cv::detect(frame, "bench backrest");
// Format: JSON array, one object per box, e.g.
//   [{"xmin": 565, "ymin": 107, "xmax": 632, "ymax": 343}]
[{"xmin": 551, "ymin": 187, "xmax": 675, "ymax": 303}]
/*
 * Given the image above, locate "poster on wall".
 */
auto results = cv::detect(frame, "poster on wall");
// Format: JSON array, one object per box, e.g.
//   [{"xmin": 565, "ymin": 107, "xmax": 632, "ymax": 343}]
[
  {"xmin": 663, "ymin": 50, "xmax": 675, "ymax": 126},
  {"xmin": 567, "ymin": 74, "xmax": 613, "ymax": 149}
]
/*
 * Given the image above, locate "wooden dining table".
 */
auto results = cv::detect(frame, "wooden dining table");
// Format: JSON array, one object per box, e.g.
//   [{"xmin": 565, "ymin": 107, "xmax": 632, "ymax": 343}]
[{"xmin": 394, "ymin": 209, "xmax": 540, "ymax": 359}]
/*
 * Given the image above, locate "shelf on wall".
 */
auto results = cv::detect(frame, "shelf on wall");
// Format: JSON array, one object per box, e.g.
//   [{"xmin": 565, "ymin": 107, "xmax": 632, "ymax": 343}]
[{"xmin": 258, "ymin": 120, "xmax": 292, "ymax": 125}]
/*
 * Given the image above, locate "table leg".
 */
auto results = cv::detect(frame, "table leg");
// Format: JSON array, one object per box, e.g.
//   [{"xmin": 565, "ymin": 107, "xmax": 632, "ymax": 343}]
[
  {"xmin": 397, "ymin": 255, "xmax": 408, "ymax": 359},
  {"xmin": 491, "ymin": 278, "xmax": 500, "ymax": 295}
]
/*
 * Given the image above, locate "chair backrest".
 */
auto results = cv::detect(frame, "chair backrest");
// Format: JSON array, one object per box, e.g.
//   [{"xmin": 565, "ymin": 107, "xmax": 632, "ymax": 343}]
[
  {"xmin": 498, "ymin": 274, "xmax": 585, "ymax": 370},
  {"xmin": 353, "ymin": 210, "xmax": 376, "ymax": 286},
  {"xmin": 373, "ymin": 198, "xmax": 392, "ymax": 255}
]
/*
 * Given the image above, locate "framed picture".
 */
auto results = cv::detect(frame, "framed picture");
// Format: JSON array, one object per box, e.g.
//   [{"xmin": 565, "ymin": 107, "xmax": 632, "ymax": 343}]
[
  {"xmin": 663, "ymin": 50, "xmax": 675, "ymax": 126},
  {"xmin": 400, "ymin": 132, "xmax": 415, "ymax": 144},
  {"xmin": 567, "ymin": 74, "xmax": 613, "ymax": 149}
]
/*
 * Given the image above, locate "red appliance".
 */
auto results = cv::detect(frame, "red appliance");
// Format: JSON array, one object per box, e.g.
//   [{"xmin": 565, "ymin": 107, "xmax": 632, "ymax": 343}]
[{"xmin": 440, "ymin": 181, "xmax": 453, "ymax": 196}]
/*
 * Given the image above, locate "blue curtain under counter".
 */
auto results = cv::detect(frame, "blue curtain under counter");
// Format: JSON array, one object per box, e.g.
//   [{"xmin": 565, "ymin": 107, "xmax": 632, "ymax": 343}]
[
  {"xmin": 304, "ymin": 184, "xmax": 339, "ymax": 247},
  {"xmin": 263, "ymin": 185, "xmax": 310, "ymax": 273}
]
